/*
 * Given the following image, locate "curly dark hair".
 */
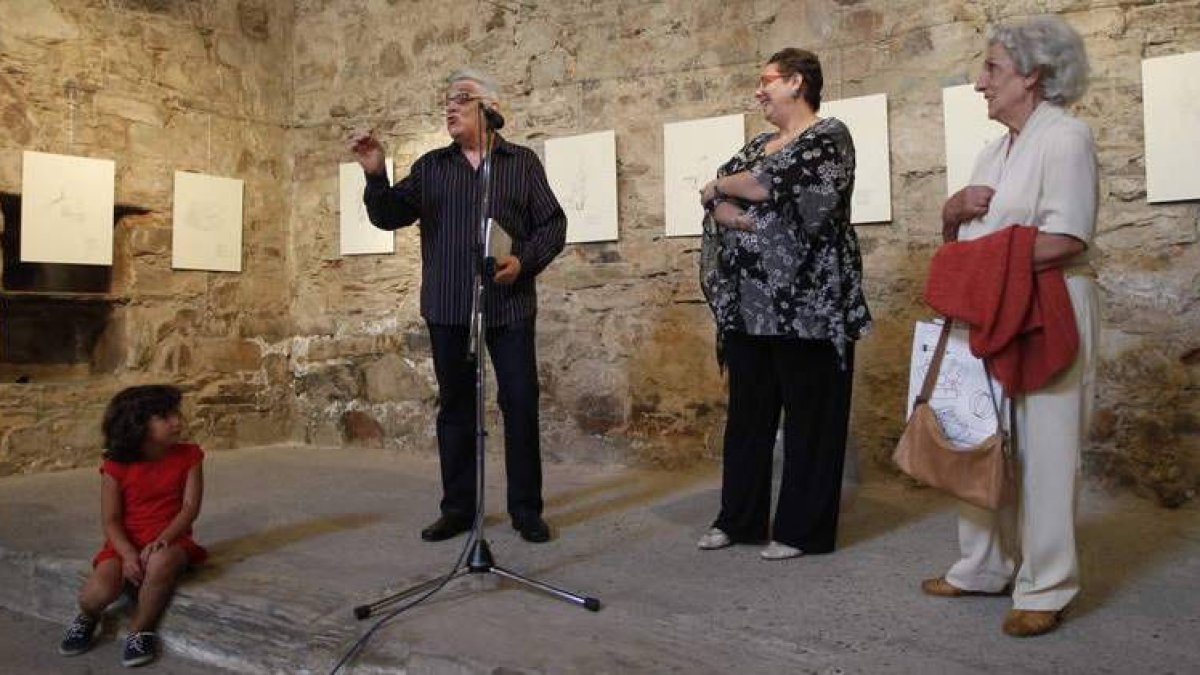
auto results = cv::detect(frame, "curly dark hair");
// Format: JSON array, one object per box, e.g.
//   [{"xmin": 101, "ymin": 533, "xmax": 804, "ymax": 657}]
[{"xmin": 102, "ymin": 385, "xmax": 183, "ymax": 463}]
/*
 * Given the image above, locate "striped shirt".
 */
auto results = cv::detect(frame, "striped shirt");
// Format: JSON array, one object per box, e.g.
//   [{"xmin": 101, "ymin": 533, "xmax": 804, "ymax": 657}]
[{"xmin": 364, "ymin": 136, "xmax": 567, "ymax": 327}]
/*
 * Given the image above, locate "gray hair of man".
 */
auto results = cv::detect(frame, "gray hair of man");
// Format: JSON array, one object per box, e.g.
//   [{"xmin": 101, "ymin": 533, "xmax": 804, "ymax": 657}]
[
  {"xmin": 988, "ymin": 15, "xmax": 1090, "ymax": 106},
  {"xmin": 448, "ymin": 68, "xmax": 501, "ymax": 106}
]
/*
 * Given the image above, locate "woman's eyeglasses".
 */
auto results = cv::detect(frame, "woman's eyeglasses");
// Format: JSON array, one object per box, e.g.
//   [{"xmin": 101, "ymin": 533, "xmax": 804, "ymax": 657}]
[{"xmin": 757, "ymin": 73, "xmax": 785, "ymax": 88}]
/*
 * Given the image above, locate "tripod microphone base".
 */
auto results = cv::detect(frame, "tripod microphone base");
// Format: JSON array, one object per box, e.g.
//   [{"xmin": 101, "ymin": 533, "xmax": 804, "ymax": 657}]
[
  {"xmin": 353, "ymin": 535, "xmax": 601, "ymax": 621},
  {"xmin": 467, "ymin": 538, "xmax": 495, "ymax": 573}
]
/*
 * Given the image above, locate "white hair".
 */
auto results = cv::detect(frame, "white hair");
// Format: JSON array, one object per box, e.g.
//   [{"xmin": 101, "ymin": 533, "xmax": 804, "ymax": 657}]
[
  {"xmin": 447, "ymin": 68, "xmax": 500, "ymax": 104},
  {"xmin": 988, "ymin": 16, "xmax": 1090, "ymax": 106}
]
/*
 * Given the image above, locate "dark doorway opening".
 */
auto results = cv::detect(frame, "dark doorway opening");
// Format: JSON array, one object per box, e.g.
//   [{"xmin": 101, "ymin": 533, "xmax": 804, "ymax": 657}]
[{"xmin": 0, "ymin": 193, "xmax": 148, "ymax": 382}]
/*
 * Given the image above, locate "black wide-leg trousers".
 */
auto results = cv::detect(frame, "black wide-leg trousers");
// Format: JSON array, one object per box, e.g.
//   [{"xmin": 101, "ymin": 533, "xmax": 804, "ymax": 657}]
[
  {"xmin": 713, "ymin": 332, "xmax": 855, "ymax": 553},
  {"xmin": 427, "ymin": 319, "xmax": 543, "ymax": 525}
]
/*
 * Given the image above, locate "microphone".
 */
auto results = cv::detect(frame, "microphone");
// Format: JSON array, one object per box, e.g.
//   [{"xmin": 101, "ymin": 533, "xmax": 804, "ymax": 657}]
[{"xmin": 482, "ymin": 105, "xmax": 506, "ymax": 131}]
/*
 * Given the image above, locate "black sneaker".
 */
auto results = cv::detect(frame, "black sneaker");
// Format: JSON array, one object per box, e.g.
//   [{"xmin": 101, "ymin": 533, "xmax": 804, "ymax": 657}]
[
  {"xmin": 58, "ymin": 613, "xmax": 100, "ymax": 656},
  {"xmin": 121, "ymin": 631, "xmax": 158, "ymax": 668}
]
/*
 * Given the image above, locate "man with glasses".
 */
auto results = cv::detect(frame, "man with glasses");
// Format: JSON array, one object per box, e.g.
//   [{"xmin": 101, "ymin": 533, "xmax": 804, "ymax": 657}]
[{"xmin": 347, "ymin": 69, "xmax": 566, "ymax": 544}]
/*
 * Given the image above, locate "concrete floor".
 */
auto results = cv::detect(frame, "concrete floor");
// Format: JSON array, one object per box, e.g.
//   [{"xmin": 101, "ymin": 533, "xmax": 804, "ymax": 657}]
[
  {"xmin": 0, "ymin": 445, "xmax": 1197, "ymax": 674},
  {"xmin": 0, "ymin": 606, "xmax": 228, "ymax": 674}
]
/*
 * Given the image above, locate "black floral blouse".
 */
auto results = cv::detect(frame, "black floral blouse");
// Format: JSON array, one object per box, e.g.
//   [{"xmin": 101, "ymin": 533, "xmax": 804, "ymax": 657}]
[{"xmin": 699, "ymin": 117, "xmax": 872, "ymax": 367}]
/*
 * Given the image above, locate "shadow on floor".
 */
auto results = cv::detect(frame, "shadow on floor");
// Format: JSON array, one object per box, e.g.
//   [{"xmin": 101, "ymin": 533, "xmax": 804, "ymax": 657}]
[
  {"xmin": 1070, "ymin": 498, "xmax": 1196, "ymax": 618},
  {"xmin": 195, "ymin": 513, "xmax": 385, "ymax": 581},
  {"xmin": 837, "ymin": 483, "xmax": 951, "ymax": 550},
  {"xmin": 543, "ymin": 465, "xmax": 717, "ymax": 530}
]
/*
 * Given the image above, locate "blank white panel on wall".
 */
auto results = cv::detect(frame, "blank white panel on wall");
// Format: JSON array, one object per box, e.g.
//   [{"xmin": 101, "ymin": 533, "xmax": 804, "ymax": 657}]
[
  {"xmin": 663, "ymin": 114, "xmax": 745, "ymax": 237},
  {"xmin": 942, "ymin": 84, "xmax": 1007, "ymax": 196},
  {"xmin": 822, "ymin": 93, "xmax": 892, "ymax": 224},
  {"xmin": 172, "ymin": 171, "xmax": 244, "ymax": 272},
  {"xmin": 1143, "ymin": 51, "xmax": 1200, "ymax": 203},
  {"xmin": 20, "ymin": 151, "xmax": 115, "ymax": 266},
  {"xmin": 545, "ymin": 130, "xmax": 619, "ymax": 244},
  {"xmin": 339, "ymin": 159, "xmax": 394, "ymax": 256}
]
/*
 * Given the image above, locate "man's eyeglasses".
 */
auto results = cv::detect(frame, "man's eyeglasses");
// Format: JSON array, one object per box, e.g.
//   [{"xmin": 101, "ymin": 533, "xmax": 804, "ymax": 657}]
[{"xmin": 445, "ymin": 92, "xmax": 481, "ymax": 107}]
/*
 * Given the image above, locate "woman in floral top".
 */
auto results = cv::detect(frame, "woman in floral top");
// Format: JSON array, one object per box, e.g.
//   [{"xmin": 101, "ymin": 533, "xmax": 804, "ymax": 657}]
[{"xmin": 697, "ymin": 48, "xmax": 871, "ymax": 560}]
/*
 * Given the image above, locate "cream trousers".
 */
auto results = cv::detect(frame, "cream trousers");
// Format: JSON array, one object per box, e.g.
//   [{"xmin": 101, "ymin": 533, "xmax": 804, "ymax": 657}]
[{"xmin": 945, "ymin": 275, "xmax": 1099, "ymax": 611}]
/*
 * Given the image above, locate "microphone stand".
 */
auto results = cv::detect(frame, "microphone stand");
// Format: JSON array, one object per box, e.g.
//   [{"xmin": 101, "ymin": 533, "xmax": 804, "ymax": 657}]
[{"xmin": 350, "ymin": 105, "xmax": 600, "ymax": 631}]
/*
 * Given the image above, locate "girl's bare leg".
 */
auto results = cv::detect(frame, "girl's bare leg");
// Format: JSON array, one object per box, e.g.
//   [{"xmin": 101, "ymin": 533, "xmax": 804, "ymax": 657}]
[
  {"xmin": 77, "ymin": 558, "xmax": 124, "ymax": 617},
  {"xmin": 128, "ymin": 546, "xmax": 188, "ymax": 633}
]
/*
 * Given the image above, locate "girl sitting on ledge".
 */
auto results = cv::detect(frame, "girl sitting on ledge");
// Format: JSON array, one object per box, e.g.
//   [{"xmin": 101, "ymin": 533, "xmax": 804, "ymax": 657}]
[{"xmin": 59, "ymin": 384, "xmax": 206, "ymax": 668}]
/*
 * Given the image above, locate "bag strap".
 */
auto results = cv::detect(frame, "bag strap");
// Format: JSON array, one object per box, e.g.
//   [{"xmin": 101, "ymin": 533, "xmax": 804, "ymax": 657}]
[
  {"xmin": 917, "ymin": 318, "xmax": 1013, "ymax": 455},
  {"xmin": 979, "ymin": 356, "xmax": 1013, "ymax": 456},
  {"xmin": 916, "ymin": 319, "xmax": 954, "ymax": 404}
]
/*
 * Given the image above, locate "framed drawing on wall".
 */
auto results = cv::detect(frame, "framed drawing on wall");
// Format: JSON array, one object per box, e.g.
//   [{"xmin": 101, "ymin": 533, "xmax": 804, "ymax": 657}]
[
  {"xmin": 545, "ymin": 130, "xmax": 619, "ymax": 244},
  {"xmin": 1142, "ymin": 51, "xmax": 1200, "ymax": 203},
  {"xmin": 172, "ymin": 171, "xmax": 244, "ymax": 272},
  {"xmin": 942, "ymin": 84, "xmax": 1006, "ymax": 196},
  {"xmin": 339, "ymin": 159, "xmax": 395, "ymax": 256},
  {"xmin": 821, "ymin": 93, "xmax": 892, "ymax": 224},
  {"xmin": 663, "ymin": 114, "xmax": 745, "ymax": 237},
  {"xmin": 20, "ymin": 151, "xmax": 116, "ymax": 266}
]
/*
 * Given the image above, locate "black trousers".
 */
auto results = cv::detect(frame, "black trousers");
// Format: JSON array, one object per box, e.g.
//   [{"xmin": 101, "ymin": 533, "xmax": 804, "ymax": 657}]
[
  {"xmin": 713, "ymin": 333, "xmax": 854, "ymax": 553},
  {"xmin": 427, "ymin": 319, "xmax": 542, "ymax": 525}
]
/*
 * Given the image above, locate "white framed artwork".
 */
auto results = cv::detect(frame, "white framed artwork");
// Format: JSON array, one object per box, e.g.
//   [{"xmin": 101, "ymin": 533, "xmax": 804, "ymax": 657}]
[
  {"xmin": 1142, "ymin": 51, "xmax": 1200, "ymax": 203},
  {"xmin": 19, "ymin": 151, "xmax": 115, "ymax": 266},
  {"xmin": 942, "ymin": 84, "xmax": 1006, "ymax": 196},
  {"xmin": 339, "ymin": 159, "xmax": 395, "ymax": 256},
  {"xmin": 821, "ymin": 93, "xmax": 892, "ymax": 224},
  {"xmin": 545, "ymin": 130, "xmax": 619, "ymax": 244},
  {"xmin": 663, "ymin": 113, "xmax": 745, "ymax": 237},
  {"xmin": 172, "ymin": 171, "xmax": 244, "ymax": 272}
]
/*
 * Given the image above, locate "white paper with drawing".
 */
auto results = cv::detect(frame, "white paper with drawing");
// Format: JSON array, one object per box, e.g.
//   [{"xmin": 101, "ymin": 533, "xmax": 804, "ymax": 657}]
[
  {"xmin": 172, "ymin": 171, "xmax": 244, "ymax": 272},
  {"xmin": 1142, "ymin": 51, "xmax": 1200, "ymax": 203},
  {"xmin": 942, "ymin": 84, "xmax": 1007, "ymax": 196},
  {"xmin": 821, "ymin": 93, "xmax": 892, "ymax": 224},
  {"xmin": 663, "ymin": 114, "xmax": 745, "ymax": 237},
  {"xmin": 340, "ymin": 159, "xmax": 394, "ymax": 256},
  {"xmin": 545, "ymin": 130, "xmax": 618, "ymax": 243},
  {"xmin": 906, "ymin": 321, "xmax": 1002, "ymax": 450},
  {"xmin": 20, "ymin": 151, "xmax": 115, "ymax": 266}
]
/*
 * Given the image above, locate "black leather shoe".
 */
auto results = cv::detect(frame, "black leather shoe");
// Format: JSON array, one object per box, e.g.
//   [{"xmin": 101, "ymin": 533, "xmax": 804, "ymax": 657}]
[
  {"xmin": 513, "ymin": 516, "xmax": 551, "ymax": 543},
  {"xmin": 421, "ymin": 515, "xmax": 471, "ymax": 542}
]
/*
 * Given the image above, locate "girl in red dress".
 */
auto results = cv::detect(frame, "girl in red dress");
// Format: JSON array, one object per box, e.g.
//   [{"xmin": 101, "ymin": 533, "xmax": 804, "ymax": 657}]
[{"xmin": 59, "ymin": 385, "xmax": 206, "ymax": 668}]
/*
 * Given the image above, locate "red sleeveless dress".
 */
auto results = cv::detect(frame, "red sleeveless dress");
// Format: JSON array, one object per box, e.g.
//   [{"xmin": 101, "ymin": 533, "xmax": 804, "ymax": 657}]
[{"xmin": 92, "ymin": 443, "xmax": 207, "ymax": 568}]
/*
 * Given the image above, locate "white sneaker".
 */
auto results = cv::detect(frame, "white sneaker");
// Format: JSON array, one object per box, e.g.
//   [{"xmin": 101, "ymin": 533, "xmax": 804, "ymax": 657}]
[
  {"xmin": 697, "ymin": 528, "xmax": 732, "ymax": 550},
  {"xmin": 760, "ymin": 541, "xmax": 803, "ymax": 560}
]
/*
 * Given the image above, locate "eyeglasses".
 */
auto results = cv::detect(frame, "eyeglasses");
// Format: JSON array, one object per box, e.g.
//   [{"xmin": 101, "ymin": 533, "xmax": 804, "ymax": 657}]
[
  {"xmin": 445, "ymin": 92, "xmax": 481, "ymax": 107},
  {"xmin": 757, "ymin": 73, "xmax": 785, "ymax": 88}
]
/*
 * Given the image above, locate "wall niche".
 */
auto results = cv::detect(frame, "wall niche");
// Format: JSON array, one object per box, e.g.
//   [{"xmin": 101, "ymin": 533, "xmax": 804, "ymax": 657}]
[{"xmin": 0, "ymin": 193, "xmax": 147, "ymax": 382}]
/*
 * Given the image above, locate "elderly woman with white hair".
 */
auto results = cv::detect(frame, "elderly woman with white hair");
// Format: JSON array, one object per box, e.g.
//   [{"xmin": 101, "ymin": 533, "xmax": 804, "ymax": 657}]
[{"xmin": 922, "ymin": 16, "xmax": 1100, "ymax": 638}]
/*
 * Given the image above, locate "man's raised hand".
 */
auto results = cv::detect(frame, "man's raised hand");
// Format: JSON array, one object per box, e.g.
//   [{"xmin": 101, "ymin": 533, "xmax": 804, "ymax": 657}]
[{"xmin": 347, "ymin": 129, "xmax": 387, "ymax": 175}]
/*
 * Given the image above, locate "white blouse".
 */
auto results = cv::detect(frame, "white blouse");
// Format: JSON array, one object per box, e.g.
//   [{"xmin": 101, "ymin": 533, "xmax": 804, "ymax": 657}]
[{"xmin": 958, "ymin": 102, "xmax": 1099, "ymax": 272}]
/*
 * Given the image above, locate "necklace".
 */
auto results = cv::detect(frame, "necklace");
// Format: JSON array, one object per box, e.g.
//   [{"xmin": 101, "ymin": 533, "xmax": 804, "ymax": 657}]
[{"xmin": 778, "ymin": 116, "xmax": 819, "ymax": 142}]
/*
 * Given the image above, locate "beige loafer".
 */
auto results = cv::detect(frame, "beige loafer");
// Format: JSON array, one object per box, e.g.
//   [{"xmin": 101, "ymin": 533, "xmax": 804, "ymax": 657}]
[
  {"xmin": 921, "ymin": 577, "xmax": 1010, "ymax": 598},
  {"xmin": 1002, "ymin": 609, "xmax": 1062, "ymax": 637}
]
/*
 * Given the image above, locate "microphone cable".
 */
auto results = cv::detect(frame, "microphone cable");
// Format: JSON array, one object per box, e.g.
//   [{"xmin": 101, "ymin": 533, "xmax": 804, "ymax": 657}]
[
  {"xmin": 329, "ymin": 104, "xmax": 499, "ymax": 674},
  {"xmin": 327, "ymin": 491, "xmax": 485, "ymax": 675}
]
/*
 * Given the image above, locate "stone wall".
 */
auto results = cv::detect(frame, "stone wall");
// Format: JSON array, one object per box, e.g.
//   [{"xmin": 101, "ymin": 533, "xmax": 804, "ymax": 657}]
[
  {"xmin": 0, "ymin": 0, "xmax": 295, "ymax": 473},
  {"xmin": 287, "ymin": 0, "xmax": 1199, "ymax": 506},
  {"xmin": 1, "ymin": 1, "xmax": 1195, "ymax": 508}
]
